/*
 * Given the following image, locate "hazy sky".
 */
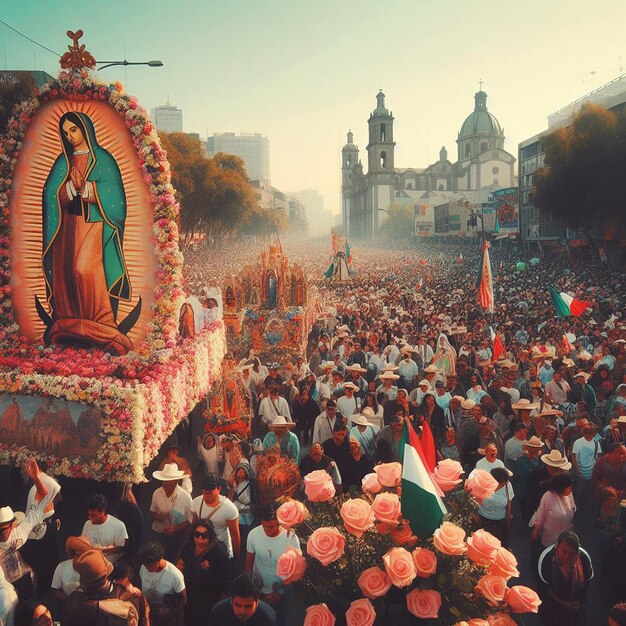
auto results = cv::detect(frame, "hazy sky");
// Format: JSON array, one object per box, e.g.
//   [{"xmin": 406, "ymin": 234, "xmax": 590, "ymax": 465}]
[{"xmin": 2, "ymin": 1, "xmax": 625, "ymax": 215}]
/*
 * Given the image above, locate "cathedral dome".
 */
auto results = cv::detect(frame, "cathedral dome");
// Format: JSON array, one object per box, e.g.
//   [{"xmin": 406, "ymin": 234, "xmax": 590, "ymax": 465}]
[{"xmin": 459, "ymin": 91, "xmax": 503, "ymax": 139}]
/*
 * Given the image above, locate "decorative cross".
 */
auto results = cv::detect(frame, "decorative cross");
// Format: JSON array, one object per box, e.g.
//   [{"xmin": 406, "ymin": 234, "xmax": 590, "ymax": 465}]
[{"xmin": 479, "ymin": 78, "xmax": 484, "ymax": 91}]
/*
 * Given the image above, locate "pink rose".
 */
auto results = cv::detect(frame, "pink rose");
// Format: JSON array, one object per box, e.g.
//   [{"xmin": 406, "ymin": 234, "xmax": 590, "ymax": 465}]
[
  {"xmin": 304, "ymin": 470, "xmax": 336, "ymax": 502},
  {"xmin": 275, "ymin": 546, "xmax": 307, "ymax": 583},
  {"xmin": 382, "ymin": 547, "xmax": 416, "ymax": 588},
  {"xmin": 306, "ymin": 527, "xmax": 346, "ymax": 566},
  {"xmin": 454, "ymin": 620, "xmax": 489, "ymax": 626},
  {"xmin": 340, "ymin": 498, "xmax": 374, "ymax": 538},
  {"xmin": 357, "ymin": 566, "xmax": 392, "ymax": 599},
  {"xmin": 406, "ymin": 588, "xmax": 442, "ymax": 619},
  {"xmin": 433, "ymin": 459, "xmax": 464, "ymax": 491},
  {"xmin": 475, "ymin": 574, "xmax": 507, "ymax": 607},
  {"xmin": 276, "ymin": 500, "xmax": 307, "ymax": 529},
  {"xmin": 412, "ymin": 547, "xmax": 437, "ymax": 577},
  {"xmin": 361, "ymin": 472, "xmax": 382, "ymax": 494},
  {"xmin": 304, "ymin": 603, "xmax": 336, "ymax": 626},
  {"xmin": 374, "ymin": 462, "xmax": 402, "ymax": 487},
  {"xmin": 465, "ymin": 469, "xmax": 498, "ymax": 503},
  {"xmin": 504, "ymin": 586, "xmax": 541, "ymax": 613},
  {"xmin": 372, "ymin": 492, "xmax": 401, "ymax": 525},
  {"xmin": 488, "ymin": 547, "xmax": 520, "ymax": 580},
  {"xmin": 466, "ymin": 529, "xmax": 501, "ymax": 565},
  {"xmin": 487, "ymin": 614, "xmax": 517, "ymax": 626},
  {"xmin": 433, "ymin": 521, "xmax": 467, "ymax": 555},
  {"xmin": 345, "ymin": 598, "xmax": 376, "ymax": 626}
]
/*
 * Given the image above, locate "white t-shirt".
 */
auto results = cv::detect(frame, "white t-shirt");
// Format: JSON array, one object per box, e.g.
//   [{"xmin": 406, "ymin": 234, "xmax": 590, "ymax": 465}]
[
  {"xmin": 475, "ymin": 458, "xmax": 506, "ymax": 474},
  {"xmin": 50, "ymin": 559, "xmax": 80, "ymax": 596},
  {"xmin": 572, "ymin": 436, "xmax": 601, "ymax": 480},
  {"xmin": 191, "ymin": 495, "xmax": 239, "ymax": 557},
  {"xmin": 81, "ymin": 515, "xmax": 128, "ymax": 563},
  {"xmin": 337, "ymin": 396, "xmax": 357, "ymax": 424},
  {"xmin": 139, "ymin": 561, "xmax": 185, "ymax": 606},
  {"xmin": 150, "ymin": 486, "xmax": 193, "ymax": 534},
  {"xmin": 246, "ymin": 527, "xmax": 300, "ymax": 594},
  {"xmin": 26, "ymin": 473, "xmax": 61, "ymax": 540}
]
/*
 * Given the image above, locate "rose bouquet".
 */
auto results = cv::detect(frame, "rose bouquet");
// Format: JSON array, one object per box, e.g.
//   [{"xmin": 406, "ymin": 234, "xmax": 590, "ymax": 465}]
[{"xmin": 274, "ymin": 462, "xmax": 540, "ymax": 625}]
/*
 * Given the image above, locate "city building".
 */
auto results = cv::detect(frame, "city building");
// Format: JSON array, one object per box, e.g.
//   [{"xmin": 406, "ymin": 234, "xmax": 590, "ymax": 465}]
[
  {"xmin": 206, "ymin": 132, "xmax": 270, "ymax": 183},
  {"xmin": 518, "ymin": 74, "xmax": 626, "ymax": 252},
  {"xmin": 151, "ymin": 102, "xmax": 183, "ymax": 133},
  {"xmin": 341, "ymin": 90, "xmax": 516, "ymax": 239}
]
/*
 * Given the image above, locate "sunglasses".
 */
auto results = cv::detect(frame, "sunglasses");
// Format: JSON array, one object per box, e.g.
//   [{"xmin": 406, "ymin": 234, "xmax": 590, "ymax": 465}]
[{"xmin": 194, "ymin": 531, "xmax": 209, "ymax": 538}]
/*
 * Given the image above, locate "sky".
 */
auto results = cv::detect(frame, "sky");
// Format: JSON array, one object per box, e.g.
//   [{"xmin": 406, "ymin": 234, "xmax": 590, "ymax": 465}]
[{"xmin": 2, "ymin": 0, "xmax": 625, "ymax": 219}]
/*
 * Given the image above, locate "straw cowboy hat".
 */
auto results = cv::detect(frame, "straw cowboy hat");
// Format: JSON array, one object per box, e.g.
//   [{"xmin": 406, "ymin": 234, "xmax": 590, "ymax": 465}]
[
  {"xmin": 379, "ymin": 372, "xmax": 400, "ymax": 381},
  {"xmin": 417, "ymin": 379, "xmax": 430, "ymax": 387},
  {"xmin": 461, "ymin": 399, "xmax": 476, "ymax": 410},
  {"xmin": 535, "ymin": 409, "xmax": 564, "ymax": 418},
  {"xmin": 153, "ymin": 463, "xmax": 190, "ymax": 482},
  {"xmin": 541, "ymin": 449, "xmax": 572, "ymax": 470},
  {"xmin": 351, "ymin": 414, "xmax": 371, "ymax": 427},
  {"xmin": 381, "ymin": 364, "xmax": 400, "ymax": 373},
  {"xmin": 346, "ymin": 364, "xmax": 367, "ymax": 374},
  {"xmin": 512, "ymin": 399, "xmax": 539, "ymax": 411},
  {"xmin": 423, "ymin": 365, "xmax": 439, "ymax": 374},
  {"xmin": 522, "ymin": 436, "xmax": 543, "ymax": 449},
  {"xmin": 361, "ymin": 407, "xmax": 376, "ymax": 419},
  {"xmin": 269, "ymin": 415, "xmax": 295, "ymax": 430},
  {"xmin": 562, "ymin": 358, "xmax": 576, "ymax": 368},
  {"xmin": 343, "ymin": 382, "xmax": 359, "ymax": 391},
  {"xmin": 574, "ymin": 371, "xmax": 591, "ymax": 382},
  {"xmin": 0, "ymin": 506, "xmax": 24, "ymax": 527}
]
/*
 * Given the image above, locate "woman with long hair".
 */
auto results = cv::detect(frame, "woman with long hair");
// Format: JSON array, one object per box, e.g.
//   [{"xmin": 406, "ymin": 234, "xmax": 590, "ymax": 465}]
[{"xmin": 176, "ymin": 522, "xmax": 229, "ymax": 625}]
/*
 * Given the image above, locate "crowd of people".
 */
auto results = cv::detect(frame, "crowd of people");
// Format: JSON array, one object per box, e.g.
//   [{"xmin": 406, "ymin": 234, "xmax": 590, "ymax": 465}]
[{"xmin": 2, "ymin": 239, "xmax": 626, "ymax": 626}]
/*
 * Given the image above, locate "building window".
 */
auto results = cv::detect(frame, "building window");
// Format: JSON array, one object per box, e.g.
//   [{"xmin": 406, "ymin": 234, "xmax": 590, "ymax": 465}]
[
  {"xmin": 381, "ymin": 123, "xmax": 386, "ymax": 141},
  {"xmin": 346, "ymin": 156, "xmax": 351, "ymax": 166},
  {"xmin": 492, "ymin": 166, "xmax": 499, "ymax": 175},
  {"xmin": 406, "ymin": 182, "xmax": 413, "ymax": 190},
  {"xmin": 380, "ymin": 151, "xmax": 387, "ymax": 168},
  {"xmin": 438, "ymin": 184, "xmax": 444, "ymax": 191},
  {"xmin": 480, "ymin": 142, "xmax": 488, "ymax": 153},
  {"xmin": 465, "ymin": 144, "xmax": 471, "ymax": 157}
]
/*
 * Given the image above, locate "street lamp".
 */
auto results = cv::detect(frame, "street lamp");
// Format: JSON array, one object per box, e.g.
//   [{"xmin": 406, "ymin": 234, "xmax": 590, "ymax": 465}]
[{"xmin": 97, "ymin": 60, "xmax": 163, "ymax": 71}]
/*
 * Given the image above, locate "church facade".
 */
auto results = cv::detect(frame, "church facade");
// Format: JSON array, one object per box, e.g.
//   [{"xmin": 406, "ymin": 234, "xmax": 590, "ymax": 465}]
[{"xmin": 341, "ymin": 90, "xmax": 516, "ymax": 239}]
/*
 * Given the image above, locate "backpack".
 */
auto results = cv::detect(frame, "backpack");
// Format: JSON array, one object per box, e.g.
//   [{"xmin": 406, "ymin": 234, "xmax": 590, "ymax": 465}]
[{"xmin": 97, "ymin": 598, "xmax": 139, "ymax": 626}]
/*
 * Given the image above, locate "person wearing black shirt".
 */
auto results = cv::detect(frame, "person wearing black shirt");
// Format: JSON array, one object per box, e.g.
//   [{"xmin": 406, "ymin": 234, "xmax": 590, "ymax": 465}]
[
  {"xmin": 322, "ymin": 422, "xmax": 351, "ymax": 479},
  {"xmin": 342, "ymin": 439, "xmax": 374, "ymax": 493}
]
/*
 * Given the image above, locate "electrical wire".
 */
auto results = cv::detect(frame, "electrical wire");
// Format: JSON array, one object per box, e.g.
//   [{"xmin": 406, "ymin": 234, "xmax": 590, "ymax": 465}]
[{"xmin": 0, "ymin": 19, "xmax": 60, "ymax": 57}]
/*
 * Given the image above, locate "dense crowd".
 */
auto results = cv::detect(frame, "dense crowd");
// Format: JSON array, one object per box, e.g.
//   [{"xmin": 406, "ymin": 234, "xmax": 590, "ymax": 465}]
[{"xmin": 2, "ymin": 239, "xmax": 626, "ymax": 626}]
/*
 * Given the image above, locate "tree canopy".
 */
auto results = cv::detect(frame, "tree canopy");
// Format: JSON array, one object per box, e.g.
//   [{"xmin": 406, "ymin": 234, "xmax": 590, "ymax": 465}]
[
  {"xmin": 158, "ymin": 132, "xmax": 260, "ymax": 241},
  {"xmin": 533, "ymin": 103, "xmax": 626, "ymax": 233},
  {"xmin": 379, "ymin": 205, "xmax": 415, "ymax": 243},
  {"xmin": 0, "ymin": 72, "xmax": 36, "ymax": 132}
]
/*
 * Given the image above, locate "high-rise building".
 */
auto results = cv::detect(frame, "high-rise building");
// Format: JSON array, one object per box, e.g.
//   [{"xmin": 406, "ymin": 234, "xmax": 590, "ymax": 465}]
[
  {"xmin": 151, "ymin": 102, "xmax": 183, "ymax": 133},
  {"xmin": 206, "ymin": 132, "xmax": 270, "ymax": 183}
]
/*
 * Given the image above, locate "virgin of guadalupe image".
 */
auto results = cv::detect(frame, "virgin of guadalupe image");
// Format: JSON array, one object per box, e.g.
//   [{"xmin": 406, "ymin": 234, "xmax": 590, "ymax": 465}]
[{"xmin": 39, "ymin": 111, "xmax": 141, "ymax": 355}]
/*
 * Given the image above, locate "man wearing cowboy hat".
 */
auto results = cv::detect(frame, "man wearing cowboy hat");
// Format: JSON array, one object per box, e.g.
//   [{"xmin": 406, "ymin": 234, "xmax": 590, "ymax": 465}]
[
  {"xmin": 262, "ymin": 416, "xmax": 299, "ymax": 462},
  {"xmin": 0, "ymin": 458, "xmax": 55, "ymax": 600},
  {"xmin": 64, "ymin": 549, "xmax": 145, "ymax": 626},
  {"xmin": 527, "ymin": 450, "xmax": 572, "ymax": 517},
  {"xmin": 515, "ymin": 436, "xmax": 544, "ymax": 522},
  {"xmin": 150, "ymin": 463, "xmax": 193, "ymax": 561},
  {"xmin": 336, "ymin": 382, "xmax": 359, "ymax": 424},
  {"xmin": 344, "ymin": 364, "xmax": 368, "ymax": 398},
  {"xmin": 258, "ymin": 384, "xmax": 292, "ymax": 431},
  {"xmin": 349, "ymin": 411, "xmax": 379, "ymax": 459},
  {"xmin": 398, "ymin": 348, "xmax": 419, "ymax": 391}
]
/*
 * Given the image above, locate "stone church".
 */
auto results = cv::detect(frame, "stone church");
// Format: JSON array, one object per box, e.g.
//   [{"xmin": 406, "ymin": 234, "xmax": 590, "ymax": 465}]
[{"xmin": 341, "ymin": 89, "xmax": 516, "ymax": 239}]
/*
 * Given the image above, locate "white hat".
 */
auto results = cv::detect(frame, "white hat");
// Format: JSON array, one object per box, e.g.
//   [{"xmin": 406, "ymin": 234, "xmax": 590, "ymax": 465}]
[
  {"xmin": 522, "ymin": 435, "xmax": 543, "ymax": 449},
  {"xmin": 269, "ymin": 415, "xmax": 295, "ymax": 429},
  {"xmin": 0, "ymin": 506, "xmax": 24, "ymax": 526},
  {"xmin": 351, "ymin": 414, "xmax": 370, "ymax": 426},
  {"xmin": 541, "ymin": 449, "xmax": 572, "ymax": 470},
  {"xmin": 379, "ymin": 372, "xmax": 400, "ymax": 380},
  {"xmin": 361, "ymin": 407, "xmax": 375, "ymax": 419},
  {"xmin": 418, "ymin": 379, "xmax": 430, "ymax": 387},
  {"xmin": 512, "ymin": 399, "xmax": 540, "ymax": 411},
  {"xmin": 343, "ymin": 382, "xmax": 359, "ymax": 391},
  {"xmin": 381, "ymin": 364, "xmax": 399, "ymax": 373},
  {"xmin": 423, "ymin": 365, "xmax": 439, "ymax": 374},
  {"xmin": 461, "ymin": 399, "xmax": 476, "ymax": 410},
  {"xmin": 153, "ymin": 463, "xmax": 189, "ymax": 482},
  {"xmin": 346, "ymin": 364, "xmax": 367, "ymax": 374}
]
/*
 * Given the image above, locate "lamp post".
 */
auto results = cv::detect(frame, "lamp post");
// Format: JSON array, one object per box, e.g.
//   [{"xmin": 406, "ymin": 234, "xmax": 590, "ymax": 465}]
[{"xmin": 97, "ymin": 60, "xmax": 163, "ymax": 71}]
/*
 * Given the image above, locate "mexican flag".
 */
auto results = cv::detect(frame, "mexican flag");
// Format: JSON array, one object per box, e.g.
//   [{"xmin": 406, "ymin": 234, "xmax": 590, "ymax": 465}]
[
  {"xmin": 477, "ymin": 239, "xmax": 494, "ymax": 312},
  {"xmin": 549, "ymin": 286, "xmax": 591, "ymax": 318},
  {"xmin": 458, "ymin": 252, "xmax": 463, "ymax": 264},
  {"xmin": 401, "ymin": 443, "xmax": 447, "ymax": 536},
  {"xmin": 345, "ymin": 240, "xmax": 352, "ymax": 264}
]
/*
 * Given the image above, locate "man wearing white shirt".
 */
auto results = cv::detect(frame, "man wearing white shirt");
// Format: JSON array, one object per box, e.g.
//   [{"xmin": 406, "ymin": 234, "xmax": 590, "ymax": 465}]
[
  {"xmin": 81, "ymin": 493, "xmax": 128, "ymax": 564},
  {"xmin": 414, "ymin": 336, "xmax": 434, "ymax": 368},
  {"xmin": 544, "ymin": 372, "xmax": 571, "ymax": 406},
  {"xmin": 258, "ymin": 384, "xmax": 291, "ymax": 427},
  {"xmin": 336, "ymin": 383, "xmax": 358, "ymax": 426},
  {"xmin": 312, "ymin": 400, "xmax": 341, "ymax": 445}
]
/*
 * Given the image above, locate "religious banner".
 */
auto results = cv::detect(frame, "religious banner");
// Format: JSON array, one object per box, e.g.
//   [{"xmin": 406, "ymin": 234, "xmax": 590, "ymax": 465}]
[
  {"xmin": 0, "ymin": 32, "xmax": 226, "ymax": 482},
  {"xmin": 491, "ymin": 187, "xmax": 519, "ymax": 233}
]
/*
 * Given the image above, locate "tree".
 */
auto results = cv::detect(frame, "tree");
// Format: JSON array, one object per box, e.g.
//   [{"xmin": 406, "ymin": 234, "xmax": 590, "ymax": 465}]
[
  {"xmin": 533, "ymin": 103, "xmax": 626, "ymax": 234},
  {"xmin": 379, "ymin": 205, "xmax": 415, "ymax": 243},
  {"xmin": 0, "ymin": 71, "xmax": 36, "ymax": 132},
  {"xmin": 158, "ymin": 134, "xmax": 260, "ymax": 242}
]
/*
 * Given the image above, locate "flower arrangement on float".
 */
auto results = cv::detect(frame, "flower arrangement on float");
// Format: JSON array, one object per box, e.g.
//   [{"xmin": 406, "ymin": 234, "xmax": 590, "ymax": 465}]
[
  {"xmin": 273, "ymin": 463, "xmax": 540, "ymax": 626},
  {"xmin": 0, "ymin": 69, "xmax": 227, "ymax": 481}
]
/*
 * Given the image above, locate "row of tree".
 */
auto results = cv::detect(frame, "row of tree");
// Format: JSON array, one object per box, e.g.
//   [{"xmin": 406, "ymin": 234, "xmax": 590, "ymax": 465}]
[{"xmin": 159, "ymin": 132, "xmax": 284, "ymax": 243}]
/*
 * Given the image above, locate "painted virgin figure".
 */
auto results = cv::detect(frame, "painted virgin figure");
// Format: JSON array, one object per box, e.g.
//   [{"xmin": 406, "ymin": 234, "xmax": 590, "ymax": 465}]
[{"xmin": 40, "ymin": 111, "xmax": 139, "ymax": 354}]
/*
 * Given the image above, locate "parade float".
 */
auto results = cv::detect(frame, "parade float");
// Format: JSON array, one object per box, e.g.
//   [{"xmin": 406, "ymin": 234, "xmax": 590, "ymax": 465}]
[
  {"xmin": 324, "ymin": 230, "xmax": 352, "ymax": 282},
  {"xmin": 222, "ymin": 244, "xmax": 317, "ymax": 361},
  {"xmin": 0, "ymin": 32, "xmax": 226, "ymax": 482}
]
